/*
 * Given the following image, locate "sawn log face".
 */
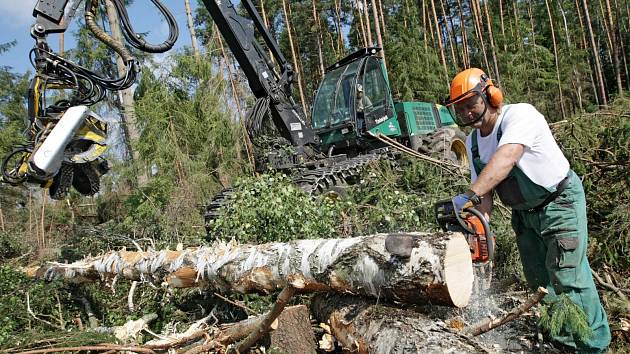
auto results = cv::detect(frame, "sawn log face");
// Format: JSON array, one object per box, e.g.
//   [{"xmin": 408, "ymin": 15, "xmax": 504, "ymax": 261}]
[{"xmin": 25, "ymin": 232, "xmax": 473, "ymax": 307}]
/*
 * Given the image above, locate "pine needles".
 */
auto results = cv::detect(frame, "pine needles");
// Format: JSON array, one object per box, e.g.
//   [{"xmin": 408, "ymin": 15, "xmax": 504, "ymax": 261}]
[{"xmin": 539, "ymin": 294, "xmax": 593, "ymax": 343}]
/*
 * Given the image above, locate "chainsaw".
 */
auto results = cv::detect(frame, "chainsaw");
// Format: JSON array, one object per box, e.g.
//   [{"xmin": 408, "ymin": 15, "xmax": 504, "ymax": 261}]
[{"xmin": 434, "ymin": 199, "xmax": 495, "ymax": 264}]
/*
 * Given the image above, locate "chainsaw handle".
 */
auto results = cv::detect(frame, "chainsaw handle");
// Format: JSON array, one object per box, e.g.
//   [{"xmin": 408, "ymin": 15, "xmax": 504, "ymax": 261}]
[{"xmin": 463, "ymin": 207, "xmax": 494, "ymax": 262}]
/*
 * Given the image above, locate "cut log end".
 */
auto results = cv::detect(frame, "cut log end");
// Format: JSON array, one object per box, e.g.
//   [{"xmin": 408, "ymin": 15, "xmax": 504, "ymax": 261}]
[{"xmin": 444, "ymin": 233, "xmax": 474, "ymax": 307}]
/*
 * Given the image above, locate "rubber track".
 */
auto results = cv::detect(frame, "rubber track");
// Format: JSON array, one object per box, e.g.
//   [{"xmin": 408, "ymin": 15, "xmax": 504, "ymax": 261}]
[{"xmin": 204, "ymin": 152, "xmax": 388, "ymax": 226}]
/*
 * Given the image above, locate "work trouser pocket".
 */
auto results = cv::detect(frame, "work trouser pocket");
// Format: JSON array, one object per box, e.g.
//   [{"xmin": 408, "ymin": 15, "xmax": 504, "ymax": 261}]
[{"xmin": 555, "ymin": 236, "xmax": 580, "ymax": 268}]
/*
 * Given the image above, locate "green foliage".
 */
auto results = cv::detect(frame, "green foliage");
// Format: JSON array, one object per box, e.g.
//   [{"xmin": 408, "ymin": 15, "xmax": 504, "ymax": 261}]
[
  {"xmin": 554, "ymin": 97, "xmax": 630, "ymax": 268},
  {"xmin": 113, "ymin": 52, "xmax": 251, "ymax": 246},
  {"xmin": 539, "ymin": 294, "xmax": 593, "ymax": 343},
  {"xmin": 381, "ymin": 4, "xmax": 448, "ymax": 102},
  {"xmin": 0, "ymin": 41, "xmax": 29, "ymax": 156},
  {"xmin": 6, "ymin": 331, "xmax": 118, "ymax": 353},
  {"xmin": 343, "ymin": 160, "xmax": 428, "ymax": 235},
  {"xmin": 0, "ymin": 231, "xmax": 26, "ymax": 261},
  {"xmin": 0, "ymin": 266, "xmax": 81, "ymax": 348},
  {"xmin": 209, "ymin": 173, "xmax": 340, "ymax": 243}
]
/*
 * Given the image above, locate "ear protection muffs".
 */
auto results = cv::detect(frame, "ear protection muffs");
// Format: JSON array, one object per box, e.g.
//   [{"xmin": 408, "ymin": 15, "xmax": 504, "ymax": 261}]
[{"xmin": 480, "ymin": 73, "xmax": 503, "ymax": 108}]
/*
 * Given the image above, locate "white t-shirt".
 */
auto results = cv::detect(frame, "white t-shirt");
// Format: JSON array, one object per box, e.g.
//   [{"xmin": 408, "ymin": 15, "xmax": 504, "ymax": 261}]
[{"xmin": 466, "ymin": 103, "xmax": 570, "ymax": 189}]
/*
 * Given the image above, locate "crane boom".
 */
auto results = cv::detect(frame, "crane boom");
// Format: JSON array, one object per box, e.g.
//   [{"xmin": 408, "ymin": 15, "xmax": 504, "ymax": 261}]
[{"xmin": 200, "ymin": 0, "xmax": 317, "ymax": 149}]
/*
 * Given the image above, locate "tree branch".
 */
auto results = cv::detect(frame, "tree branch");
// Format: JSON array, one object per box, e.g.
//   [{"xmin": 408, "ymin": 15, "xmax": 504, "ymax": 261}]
[
  {"xmin": 465, "ymin": 287, "xmax": 548, "ymax": 336},
  {"xmin": 233, "ymin": 284, "xmax": 297, "ymax": 354}
]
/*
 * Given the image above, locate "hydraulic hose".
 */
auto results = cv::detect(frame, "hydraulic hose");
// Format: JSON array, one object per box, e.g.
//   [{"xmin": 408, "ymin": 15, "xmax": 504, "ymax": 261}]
[
  {"xmin": 110, "ymin": 0, "xmax": 179, "ymax": 53},
  {"xmin": 84, "ymin": 0, "xmax": 135, "ymax": 64}
]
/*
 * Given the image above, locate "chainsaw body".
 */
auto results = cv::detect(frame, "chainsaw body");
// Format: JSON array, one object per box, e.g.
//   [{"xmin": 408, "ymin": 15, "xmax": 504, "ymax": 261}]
[{"xmin": 434, "ymin": 199, "xmax": 495, "ymax": 264}]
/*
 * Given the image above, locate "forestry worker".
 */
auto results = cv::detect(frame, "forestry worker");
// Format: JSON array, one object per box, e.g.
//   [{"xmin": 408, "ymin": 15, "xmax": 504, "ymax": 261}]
[{"xmin": 445, "ymin": 68, "xmax": 610, "ymax": 353}]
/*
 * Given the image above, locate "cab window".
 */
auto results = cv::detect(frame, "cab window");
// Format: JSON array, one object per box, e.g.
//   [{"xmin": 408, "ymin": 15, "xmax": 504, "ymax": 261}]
[
  {"xmin": 311, "ymin": 60, "xmax": 361, "ymax": 129},
  {"xmin": 361, "ymin": 57, "xmax": 388, "ymax": 114}
]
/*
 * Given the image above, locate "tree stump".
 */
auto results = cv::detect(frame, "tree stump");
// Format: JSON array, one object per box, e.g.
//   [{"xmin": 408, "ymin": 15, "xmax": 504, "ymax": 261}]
[{"xmin": 269, "ymin": 305, "xmax": 316, "ymax": 354}]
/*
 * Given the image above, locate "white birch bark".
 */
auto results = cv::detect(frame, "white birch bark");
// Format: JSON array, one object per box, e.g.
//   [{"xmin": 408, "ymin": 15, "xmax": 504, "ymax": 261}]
[{"xmin": 26, "ymin": 233, "xmax": 474, "ymax": 307}]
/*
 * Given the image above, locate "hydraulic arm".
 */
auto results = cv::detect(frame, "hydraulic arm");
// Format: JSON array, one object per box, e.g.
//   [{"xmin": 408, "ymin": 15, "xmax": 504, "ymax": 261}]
[{"xmin": 200, "ymin": 0, "xmax": 317, "ymax": 150}]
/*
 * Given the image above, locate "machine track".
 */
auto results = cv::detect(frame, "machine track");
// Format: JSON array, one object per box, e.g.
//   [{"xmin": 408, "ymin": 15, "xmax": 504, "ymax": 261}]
[{"xmin": 204, "ymin": 150, "xmax": 391, "ymax": 229}]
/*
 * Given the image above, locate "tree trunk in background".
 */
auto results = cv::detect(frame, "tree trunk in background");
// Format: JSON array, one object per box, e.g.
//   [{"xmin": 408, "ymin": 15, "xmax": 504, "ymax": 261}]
[
  {"xmin": 0, "ymin": 199, "xmax": 5, "ymax": 232},
  {"xmin": 371, "ymin": 0, "xmax": 387, "ymax": 68},
  {"xmin": 403, "ymin": 0, "xmax": 410, "ymax": 29},
  {"xmin": 213, "ymin": 28, "xmax": 248, "ymax": 164},
  {"xmin": 527, "ymin": 0, "xmax": 536, "ymax": 46},
  {"xmin": 26, "ymin": 233, "xmax": 475, "ymax": 308},
  {"xmin": 597, "ymin": 0, "xmax": 613, "ymax": 60},
  {"xmin": 544, "ymin": 0, "xmax": 567, "ymax": 120},
  {"xmin": 287, "ymin": 2, "xmax": 309, "ymax": 105},
  {"xmin": 604, "ymin": 0, "xmax": 624, "ymax": 96},
  {"xmin": 216, "ymin": 29, "xmax": 254, "ymax": 166},
  {"xmin": 582, "ymin": 0, "xmax": 608, "ymax": 105},
  {"xmin": 482, "ymin": 0, "xmax": 501, "ymax": 86},
  {"xmin": 312, "ymin": 0, "xmax": 326, "ymax": 78},
  {"xmin": 104, "ymin": 0, "xmax": 146, "ymax": 186},
  {"xmin": 430, "ymin": 0, "xmax": 448, "ymax": 80},
  {"xmin": 440, "ymin": 0, "xmax": 458, "ymax": 67},
  {"xmin": 184, "ymin": 0, "xmax": 200, "ymax": 59},
  {"xmin": 620, "ymin": 40, "xmax": 630, "ymax": 91},
  {"xmin": 597, "ymin": 0, "xmax": 616, "ymax": 94},
  {"xmin": 334, "ymin": 0, "xmax": 344, "ymax": 54},
  {"xmin": 423, "ymin": 0, "xmax": 435, "ymax": 49},
  {"xmin": 471, "ymin": 0, "xmax": 491, "ymax": 72},
  {"xmin": 557, "ymin": 0, "xmax": 584, "ymax": 112},
  {"xmin": 575, "ymin": 0, "xmax": 600, "ymax": 105},
  {"xmin": 499, "ymin": 0, "xmax": 506, "ymax": 51},
  {"xmin": 513, "ymin": 0, "xmax": 523, "ymax": 50},
  {"xmin": 281, "ymin": 0, "xmax": 308, "ymax": 116},
  {"xmin": 363, "ymin": 0, "xmax": 373, "ymax": 46},
  {"xmin": 260, "ymin": 0, "xmax": 275, "ymax": 62},
  {"xmin": 457, "ymin": 0, "xmax": 470, "ymax": 67},
  {"xmin": 615, "ymin": 0, "xmax": 630, "ymax": 89},
  {"xmin": 356, "ymin": 0, "xmax": 368, "ymax": 47},
  {"xmin": 59, "ymin": 19, "xmax": 65, "ymax": 56},
  {"xmin": 378, "ymin": 0, "xmax": 387, "ymax": 38}
]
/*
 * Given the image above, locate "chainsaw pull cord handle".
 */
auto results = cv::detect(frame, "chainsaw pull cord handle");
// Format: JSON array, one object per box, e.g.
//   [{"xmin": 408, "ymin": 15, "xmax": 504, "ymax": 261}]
[{"xmin": 462, "ymin": 206, "xmax": 494, "ymax": 262}]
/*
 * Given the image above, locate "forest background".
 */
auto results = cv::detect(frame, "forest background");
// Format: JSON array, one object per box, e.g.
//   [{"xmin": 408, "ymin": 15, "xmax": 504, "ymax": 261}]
[{"xmin": 0, "ymin": 0, "xmax": 628, "ymax": 351}]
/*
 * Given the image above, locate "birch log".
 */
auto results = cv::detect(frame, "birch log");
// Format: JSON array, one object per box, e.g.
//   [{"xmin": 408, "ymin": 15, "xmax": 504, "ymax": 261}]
[
  {"xmin": 311, "ymin": 294, "xmax": 487, "ymax": 354},
  {"xmin": 25, "ymin": 232, "xmax": 474, "ymax": 307}
]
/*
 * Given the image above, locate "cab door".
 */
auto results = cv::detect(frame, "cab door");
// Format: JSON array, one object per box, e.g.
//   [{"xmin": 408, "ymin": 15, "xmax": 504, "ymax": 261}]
[{"xmin": 358, "ymin": 56, "xmax": 396, "ymax": 132}]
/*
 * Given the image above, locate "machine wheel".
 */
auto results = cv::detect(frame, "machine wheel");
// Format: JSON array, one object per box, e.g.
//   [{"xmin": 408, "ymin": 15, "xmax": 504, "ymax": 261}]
[
  {"xmin": 72, "ymin": 163, "xmax": 100, "ymax": 196},
  {"xmin": 416, "ymin": 127, "xmax": 469, "ymax": 168},
  {"xmin": 322, "ymin": 185, "xmax": 349, "ymax": 200}
]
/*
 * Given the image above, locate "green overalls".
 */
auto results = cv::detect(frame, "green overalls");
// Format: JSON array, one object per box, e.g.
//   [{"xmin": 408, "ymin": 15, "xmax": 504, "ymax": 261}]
[{"xmin": 471, "ymin": 123, "xmax": 611, "ymax": 353}]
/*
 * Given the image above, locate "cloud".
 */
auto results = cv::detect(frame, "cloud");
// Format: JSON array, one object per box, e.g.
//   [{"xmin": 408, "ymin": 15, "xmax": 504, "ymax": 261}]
[{"xmin": 0, "ymin": 0, "xmax": 38, "ymax": 28}]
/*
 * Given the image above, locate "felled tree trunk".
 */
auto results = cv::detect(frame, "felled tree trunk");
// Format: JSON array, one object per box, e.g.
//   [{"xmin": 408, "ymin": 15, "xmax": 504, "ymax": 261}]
[
  {"xmin": 25, "ymin": 232, "xmax": 473, "ymax": 307},
  {"xmin": 311, "ymin": 294, "xmax": 487, "ymax": 354}
]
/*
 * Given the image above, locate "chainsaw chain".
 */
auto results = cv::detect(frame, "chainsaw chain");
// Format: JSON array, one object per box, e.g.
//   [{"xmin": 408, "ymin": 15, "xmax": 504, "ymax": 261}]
[{"xmin": 204, "ymin": 151, "xmax": 390, "ymax": 229}]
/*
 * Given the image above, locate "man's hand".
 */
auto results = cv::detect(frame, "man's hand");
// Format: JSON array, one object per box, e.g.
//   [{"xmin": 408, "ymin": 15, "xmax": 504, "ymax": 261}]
[{"xmin": 452, "ymin": 190, "xmax": 481, "ymax": 214}]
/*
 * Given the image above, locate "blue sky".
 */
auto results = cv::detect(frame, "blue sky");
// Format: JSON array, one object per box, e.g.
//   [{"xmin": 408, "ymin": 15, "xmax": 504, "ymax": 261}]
[{"xmin": 0, "ymin": 0, "xmax": 196, "ymax": 74}]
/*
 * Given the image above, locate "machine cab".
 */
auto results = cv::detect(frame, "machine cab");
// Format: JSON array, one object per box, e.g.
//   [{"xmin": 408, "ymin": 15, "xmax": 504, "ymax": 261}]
[{"xmin": 311, "ymin": 48, "xmax": 397, "ymax": 151}]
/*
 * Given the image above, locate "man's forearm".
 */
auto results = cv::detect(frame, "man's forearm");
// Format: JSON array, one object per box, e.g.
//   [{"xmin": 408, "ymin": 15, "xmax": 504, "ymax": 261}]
[{"xmin": 470, "ymin": 143, "xmax": 524, "ymax": 196}]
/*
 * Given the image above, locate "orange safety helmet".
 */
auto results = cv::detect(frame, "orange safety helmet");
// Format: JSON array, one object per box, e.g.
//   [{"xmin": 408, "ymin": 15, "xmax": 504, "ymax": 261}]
[{"xmin": 447, "ymin": 68, "xmax": 503, "ymax": 108}]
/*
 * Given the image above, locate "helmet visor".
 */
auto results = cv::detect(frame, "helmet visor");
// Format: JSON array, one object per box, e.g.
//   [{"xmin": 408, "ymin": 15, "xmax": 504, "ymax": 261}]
[{"xmin": 447, "ymin": 92, "xmax": 488, "ymax": 126}]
